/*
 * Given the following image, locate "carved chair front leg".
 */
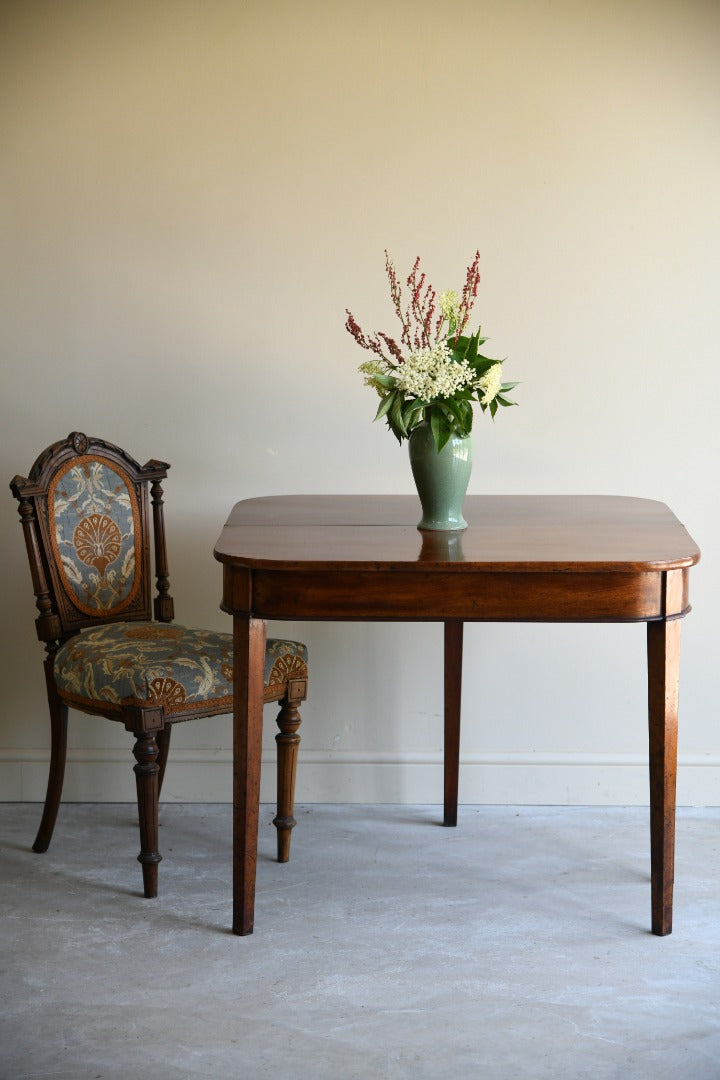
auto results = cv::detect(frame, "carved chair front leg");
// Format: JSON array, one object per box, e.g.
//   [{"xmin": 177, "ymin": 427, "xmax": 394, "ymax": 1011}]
[{"xmin": 124, "ymin": 705, "xmax": 164, "ymax": 898}]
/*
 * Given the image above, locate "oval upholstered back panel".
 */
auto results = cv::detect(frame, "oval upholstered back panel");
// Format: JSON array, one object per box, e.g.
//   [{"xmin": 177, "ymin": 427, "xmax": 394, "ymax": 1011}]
[{"xmin": 48, "ymin": 455, "xmax": 142, "ymax": 617}]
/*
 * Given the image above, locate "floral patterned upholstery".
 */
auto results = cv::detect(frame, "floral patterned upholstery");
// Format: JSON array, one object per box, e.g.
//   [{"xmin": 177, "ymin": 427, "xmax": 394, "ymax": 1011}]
[
  {"xmin": 54, "ymin": 622, "xmax": 308, "ymax": 719},
  {"xmin": 49, "ymin": 456, "xmax": 141, "ymax": 616}
]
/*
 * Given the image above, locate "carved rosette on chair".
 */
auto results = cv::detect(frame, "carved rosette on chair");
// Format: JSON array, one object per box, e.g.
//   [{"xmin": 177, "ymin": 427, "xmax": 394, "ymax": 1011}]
[
  {"xmin": 408, "ymin": 421, "xmax": 472, "ymax": 531},
  {"xmin": 10, "ymin": 432, "xmax": 308, "ymax": 899}
]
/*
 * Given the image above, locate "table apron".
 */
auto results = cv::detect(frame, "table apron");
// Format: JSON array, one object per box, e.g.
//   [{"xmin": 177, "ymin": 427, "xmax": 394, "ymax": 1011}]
[{"xmin": 222, "ymin": 566, "xmax": 690, "ymax": 622}]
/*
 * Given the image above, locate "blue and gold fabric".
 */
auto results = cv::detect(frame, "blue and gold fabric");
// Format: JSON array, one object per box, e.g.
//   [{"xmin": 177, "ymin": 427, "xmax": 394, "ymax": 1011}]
[
  {"xmin": 49, "ymin": 456, "xmax": 141, "ymax": 616},
  {"xmin": 54, "ymin": 622, "xmax": 308, "ymax": 718}
]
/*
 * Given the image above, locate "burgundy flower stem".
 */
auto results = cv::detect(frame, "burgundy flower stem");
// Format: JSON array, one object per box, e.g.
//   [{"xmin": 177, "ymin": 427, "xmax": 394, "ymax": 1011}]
[
  {"xmin": 385, "ymin": 251, "xmax": 411, "ymax": 348},
  {"xmin": 457, "ymin": 250, "xmax": 481, "ymax": 337},
  {"xmin": 347, "ymin": 250, "xmax": 485, "ymax": 363},
  {"xmin": 407, "ymin": 258, "xmax": 439, "ymax": 350},
  {"xmin": 345, "ymin": 311, "xmax": 396, "ymax": 367}
]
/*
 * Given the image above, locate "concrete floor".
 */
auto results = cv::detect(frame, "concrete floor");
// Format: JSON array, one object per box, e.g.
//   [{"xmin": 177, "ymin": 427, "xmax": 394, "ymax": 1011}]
[{"xmin": 1, "ymin": 803, "xmax": 719, "ymax": 1080}]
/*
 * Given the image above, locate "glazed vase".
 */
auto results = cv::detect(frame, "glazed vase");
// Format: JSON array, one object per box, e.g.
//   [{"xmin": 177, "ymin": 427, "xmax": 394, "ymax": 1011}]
[{"xmin": 408, "ymin": 421, "xmax": 472, "ymax": 531}]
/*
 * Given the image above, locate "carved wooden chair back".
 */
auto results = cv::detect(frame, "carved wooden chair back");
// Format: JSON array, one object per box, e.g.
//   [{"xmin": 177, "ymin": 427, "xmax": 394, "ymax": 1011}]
[{"xmin": 11, "ymin": 431, "xmax": 172, "ymax": 644}]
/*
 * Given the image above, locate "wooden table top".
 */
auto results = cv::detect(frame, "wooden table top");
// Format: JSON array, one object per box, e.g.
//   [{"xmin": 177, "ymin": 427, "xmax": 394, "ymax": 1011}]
[{"xmin": 214, "ymin": 495, "xmax": 700, "ymax": 574}]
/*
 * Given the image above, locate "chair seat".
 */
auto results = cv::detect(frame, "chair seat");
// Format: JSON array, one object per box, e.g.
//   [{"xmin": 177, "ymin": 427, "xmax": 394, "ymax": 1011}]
[{"xmin": 54, "ymin": 622, "xmax": 308, "ymax": 720}]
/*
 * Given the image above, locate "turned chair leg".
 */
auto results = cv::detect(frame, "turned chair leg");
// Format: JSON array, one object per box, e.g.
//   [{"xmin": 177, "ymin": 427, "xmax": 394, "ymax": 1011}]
[
  {"xmin": 273, "ymin": 700, "xmax": 302, "ymax": 863},
  {"xmin": 156, "ymin": 724, "xmax": 172, "ymax": 800},
  {"xmin": 131, "ymin": 728, "xmax": 162, "ymax": 898},
  {"xmin": 33, "ymin": 671, "xmax": 68, "ymax": 854}
]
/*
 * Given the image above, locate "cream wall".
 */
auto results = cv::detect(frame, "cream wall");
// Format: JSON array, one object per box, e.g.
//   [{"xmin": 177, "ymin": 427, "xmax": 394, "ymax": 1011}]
[{"xmin": 1, "ymin": 0, "xmax": 718, "ymax": 806}]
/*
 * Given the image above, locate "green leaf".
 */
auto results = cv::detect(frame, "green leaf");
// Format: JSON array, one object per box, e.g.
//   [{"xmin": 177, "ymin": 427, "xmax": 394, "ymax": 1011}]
[
  {"xmin": 429, "ymin": 406, "xmax": 443, "ymax": 450},
  {"xmin": 436, "ymin": 423, "xmax": 453, "ymax": 451},
  {"xmin": 387, "ymin": 419, "xmax": 404, "ymax": 445},
  {"xmin": 448, "ymin": 334, "xmax": 471, "ymax": 353},
  {"xmin": 464, "ymin": 330, "xmax": 479, "ymax": 366},
  {"xmin": 500, "ymin": 380, "xmax": 519, "ymax": 392},
  {"xmin": 442, "ymin": 397, "xmax": 472, "ymax": 436},
  {"xmin": 374, "ymin": 393, "xmax": 394, "ymax": 422},
  {"xmin": 390, "ymin": 391, "xmax": 408, "ymax": 438},
  {"xmin": 447, "ymin": 332, "xmax": 488, "ymax": 361},
  {"xmin": 456, "ymin": 404, "xmax": 473, "ymax": 436},
  {"xmin": 402, "ymin": 398, "xmax": 425, "ymax": 430},
  {"xmin": 427, "ymin": 405, "xmax": 453, "ymax": 451}
]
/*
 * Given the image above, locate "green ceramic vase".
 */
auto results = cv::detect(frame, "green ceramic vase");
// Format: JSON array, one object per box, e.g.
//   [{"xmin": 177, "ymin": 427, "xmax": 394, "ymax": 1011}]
[{"xmin": 408, "ymin": 421, "xmax": 472, "ymax": 531}]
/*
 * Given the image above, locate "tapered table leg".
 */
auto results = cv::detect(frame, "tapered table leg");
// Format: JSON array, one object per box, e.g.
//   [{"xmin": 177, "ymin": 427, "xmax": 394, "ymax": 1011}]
[
  {"xmin": 444, "ymin": 620, "xmax": 463, "ymax": 827},
  {"xmin": 233, "ymin": 615, "xmax": 266, "ymax": 936},
  {"xmin": 647, "ymin": 617, "xmax": 681, "ymax": 936}
]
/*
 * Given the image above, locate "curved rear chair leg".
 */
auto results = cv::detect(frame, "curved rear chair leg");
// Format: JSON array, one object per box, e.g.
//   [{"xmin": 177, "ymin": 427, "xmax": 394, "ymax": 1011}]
[
  {"xmin": 273, "ymin": 700, "xmax": 302, "ymax": 863},
  {"xmin": 125, "ymin": 705, "xmax": 164, "ymax": 898},
  {"xmin": 156, "ymin": 724, "xmax": 172, "ymax": 800},
  {"xmin": 33, "ymin": 670, "xmax": 68, "ymax": 853}
]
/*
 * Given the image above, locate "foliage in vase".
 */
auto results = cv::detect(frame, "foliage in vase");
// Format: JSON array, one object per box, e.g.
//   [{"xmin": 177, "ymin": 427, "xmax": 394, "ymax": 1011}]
[{"xmin": 346, "ymin": 251, "xmax": 517, "ymax": 450}]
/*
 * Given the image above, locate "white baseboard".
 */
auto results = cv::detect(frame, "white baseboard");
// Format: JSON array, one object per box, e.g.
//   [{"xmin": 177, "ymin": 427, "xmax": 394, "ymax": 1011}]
[{"xmin": 2, "ymin": 749, "xmax": 719, "ymax": 806}]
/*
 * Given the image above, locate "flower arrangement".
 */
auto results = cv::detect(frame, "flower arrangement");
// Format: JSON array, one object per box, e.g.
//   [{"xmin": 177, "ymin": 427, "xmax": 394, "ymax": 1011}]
[{"xmin": 346, "ymin": 251, "xmax": 517, "ymax": 450}]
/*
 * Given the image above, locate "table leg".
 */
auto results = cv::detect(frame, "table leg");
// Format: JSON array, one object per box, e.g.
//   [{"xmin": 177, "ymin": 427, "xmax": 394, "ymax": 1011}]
[
  {"xmin": 647, "ymin": 617, "xmax": 681, "ymax": 937},
  {"xmin": 233, "ymin": 614, "xmax": 266, "ymax": 935},
  {"xmin": 444, "ymin": 620, "xmax": 463, "ymax": 827}
]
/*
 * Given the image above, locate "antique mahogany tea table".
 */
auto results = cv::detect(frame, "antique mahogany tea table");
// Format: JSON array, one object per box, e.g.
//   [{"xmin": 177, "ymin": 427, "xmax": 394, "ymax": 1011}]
[{"xmin": 214, "ymin": 494, "xmax": 700, "ymax": 936}]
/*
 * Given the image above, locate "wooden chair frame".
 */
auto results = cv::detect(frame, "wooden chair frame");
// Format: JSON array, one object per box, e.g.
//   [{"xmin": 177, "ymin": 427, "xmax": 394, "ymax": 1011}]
[{"xmin": 10, "ymin": 432, "xmax": 307, "ymax": 897}]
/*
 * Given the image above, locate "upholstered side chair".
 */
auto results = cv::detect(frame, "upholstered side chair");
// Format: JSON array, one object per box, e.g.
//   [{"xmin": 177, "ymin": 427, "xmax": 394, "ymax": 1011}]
[{"xmin": 10, "ymin": 432, "xmax": 308, "ymax": 898}]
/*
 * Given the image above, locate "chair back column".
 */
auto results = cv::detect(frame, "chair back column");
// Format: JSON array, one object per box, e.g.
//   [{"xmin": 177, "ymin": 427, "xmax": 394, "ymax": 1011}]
[
  {"xmin": 11, "ymin": 491, "xmax": 62, "ymax": 649},
  {"xmin": 150, "ymin": 477, "xmax": 175, "ymax": 623}
]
